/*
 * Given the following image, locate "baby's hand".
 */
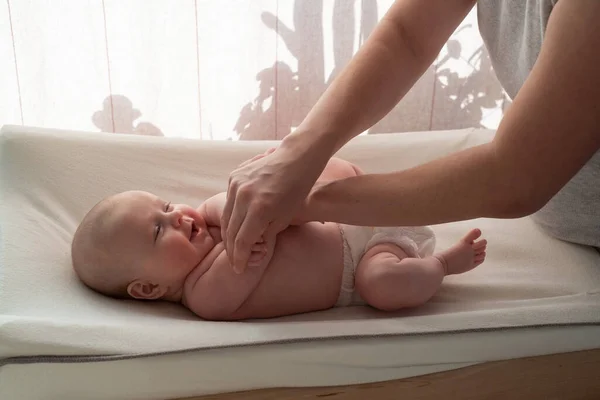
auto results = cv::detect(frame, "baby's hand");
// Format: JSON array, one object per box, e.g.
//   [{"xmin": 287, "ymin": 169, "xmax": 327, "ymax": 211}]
[{"xmin": 247, "ymin": 236, "xmax": 268, "ymax": 268}]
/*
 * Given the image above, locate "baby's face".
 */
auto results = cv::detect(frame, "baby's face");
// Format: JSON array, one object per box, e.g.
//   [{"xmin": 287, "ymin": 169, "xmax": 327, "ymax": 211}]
[{"xmin": 111, "ymin": 191, "xmax": 214, "ymax": 299}]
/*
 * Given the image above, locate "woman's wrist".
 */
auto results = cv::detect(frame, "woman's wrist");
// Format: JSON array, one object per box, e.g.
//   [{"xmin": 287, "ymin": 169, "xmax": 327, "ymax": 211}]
[
  {"xmin": 305, "ymin": 174, "xmax": 394, "ymax": 226},
  {"xmin": 280, "ymin": 126, "xmax": 339, "ymax": 161},
  {"xmin": 303, "ymin": 181, "xmax": 338, "ymax": 223}
]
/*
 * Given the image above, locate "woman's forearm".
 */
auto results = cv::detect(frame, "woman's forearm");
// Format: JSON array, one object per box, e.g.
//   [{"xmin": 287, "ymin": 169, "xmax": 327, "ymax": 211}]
[
  {"xmin": 283, "ymin": 0, "xmax": 476, "ymax": 156},
  {"xmin": 303, "ymin": 0, "xmax": 600, "ymax": 229},
  {"xmin": 306, "ymin": 142, "xmax": 529, "ymax": 227}
]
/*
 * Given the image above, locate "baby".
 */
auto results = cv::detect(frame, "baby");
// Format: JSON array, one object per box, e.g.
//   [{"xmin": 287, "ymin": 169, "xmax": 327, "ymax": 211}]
[{"xmin": 71, "ymin": 157, "xmax": 487, "ymax": 321}]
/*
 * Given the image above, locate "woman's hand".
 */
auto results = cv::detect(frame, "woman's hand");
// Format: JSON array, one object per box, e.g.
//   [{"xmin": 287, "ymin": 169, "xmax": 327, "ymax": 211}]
[
  {"xmin": 221, "ymin": 139, "xmax": 330, "ymax": 274},
  {"xmin": 237, "ymin": 147, "xmax": 277, "ymax": 169}
]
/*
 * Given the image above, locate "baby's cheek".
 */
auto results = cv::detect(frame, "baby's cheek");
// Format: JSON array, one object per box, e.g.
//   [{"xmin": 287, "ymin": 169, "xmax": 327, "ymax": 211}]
[
  {"xmin": 178, "ymin": 242, "xmax": 199, "ymax": 268},
  {"xmin": 163, "ymin": 238, "xmax": 188, "ymax": 266}
]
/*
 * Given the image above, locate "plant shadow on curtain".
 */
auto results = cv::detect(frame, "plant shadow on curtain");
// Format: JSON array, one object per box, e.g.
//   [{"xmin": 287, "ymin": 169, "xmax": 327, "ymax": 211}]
[
  {"xmin": 92, "ymin": 94, "xmax": 164, "ymax": 136},
  {"xmin": 233, "ymin": 0, "xmax": 510, "ymax": 141}
]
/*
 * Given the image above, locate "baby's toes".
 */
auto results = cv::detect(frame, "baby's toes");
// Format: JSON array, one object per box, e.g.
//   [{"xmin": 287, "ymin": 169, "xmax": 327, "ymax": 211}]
[
  {"xmin": 463, "ymin": 229, "xmax": 482, "ymax": 244},
  {"xmin": 474, "ymin": 251, "xmax": 486, "ymax": 264},
  {"xmin": 473, "ymin": 239, "xmax": 487, "ymax": 250}
]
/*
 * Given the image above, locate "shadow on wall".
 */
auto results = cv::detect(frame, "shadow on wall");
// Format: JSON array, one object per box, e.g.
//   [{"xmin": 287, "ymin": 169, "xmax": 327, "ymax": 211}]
[
  {"xmin": 92, "ymin": 95, "xmax": 164, "ymax": 136},
  {"xmin": 432, "ymin": 25, "xmax": 511, "ymax": 130},
  {"xmin": 235, "ymin": 1, "xmax": 510, "ymax": 140}
]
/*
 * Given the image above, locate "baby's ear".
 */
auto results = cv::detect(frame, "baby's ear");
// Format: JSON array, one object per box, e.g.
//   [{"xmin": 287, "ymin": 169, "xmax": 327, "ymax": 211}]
[{"xmin": 127, "ymin": 280, "xmax": 165, "ymax": 300}]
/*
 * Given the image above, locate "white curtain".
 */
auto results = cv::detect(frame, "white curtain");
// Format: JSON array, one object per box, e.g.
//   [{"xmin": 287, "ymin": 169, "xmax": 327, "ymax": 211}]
[{"xmin": 1, "ymin": 0, "xmax": 510, "ymax": 141}]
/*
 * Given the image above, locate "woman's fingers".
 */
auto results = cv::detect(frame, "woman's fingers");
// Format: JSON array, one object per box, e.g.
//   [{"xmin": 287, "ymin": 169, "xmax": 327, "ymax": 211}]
[
  {"xmin": 223, "ymin": 143, "xmax": 329, "ymax": 274},
  {"xmin": 230, "ymin": 209, "xmax": 268, "ymax": 274},
  {"xmin": 237, "ymin": 147, "xmax": 278, "ymax": 168},
  {"xmin": 220, "ymin": 175, "xmax": 238, "ymax": 249}
]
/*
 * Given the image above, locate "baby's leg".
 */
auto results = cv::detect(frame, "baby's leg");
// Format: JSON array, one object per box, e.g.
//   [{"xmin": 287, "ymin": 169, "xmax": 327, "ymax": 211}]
[
  {"xmin": 355, "ymin": 229, "xmax": 486, "ymax": 311},
  {"xmin": 317, "ymin": 157, "xmax": 363, "ymax": 183}
]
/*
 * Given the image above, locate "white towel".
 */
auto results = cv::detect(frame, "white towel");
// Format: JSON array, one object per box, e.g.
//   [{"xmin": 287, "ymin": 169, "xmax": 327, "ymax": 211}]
[{"xmin": 1, "ymin": 125, "xmax": 599, "ymax": 362}]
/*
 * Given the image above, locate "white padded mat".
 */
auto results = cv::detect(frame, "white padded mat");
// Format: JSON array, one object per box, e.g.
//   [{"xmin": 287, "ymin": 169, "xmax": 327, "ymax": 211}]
[
  {"xmin": 1, "ymin": 125, "xmax": 599, "ymax": 372},
  {"xmin": 3, "ymin": 326, "xmax": 600, "ymax": 400}
]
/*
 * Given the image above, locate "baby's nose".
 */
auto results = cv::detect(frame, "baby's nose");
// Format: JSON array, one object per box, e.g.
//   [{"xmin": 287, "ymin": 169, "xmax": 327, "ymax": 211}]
[{"xmin": 170, "ymin": 210, "xmax": 184, "ymax": 227}]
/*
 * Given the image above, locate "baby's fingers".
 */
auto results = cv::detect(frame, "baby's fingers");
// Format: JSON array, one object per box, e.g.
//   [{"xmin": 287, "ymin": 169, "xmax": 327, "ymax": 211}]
[
  {"xmin": 249, "ymin": 250, "xmax": 265, "ymax": 260},
  {"xmin": 248, "ymin": 250, "xmax": 266, "ymax": 267},
  {"xmin": 251, "ymin": 242, "xmax": 267, "ymax": 252}
]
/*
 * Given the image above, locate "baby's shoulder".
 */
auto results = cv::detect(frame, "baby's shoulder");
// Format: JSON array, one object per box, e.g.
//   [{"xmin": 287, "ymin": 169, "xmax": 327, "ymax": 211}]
[
  {"xmin": 183, "ymin": 242, "xmax": 227, "ymax": 295},
  {"xmin": 181, "ymin": 243, "xmax": 238, "ymax": 320}
]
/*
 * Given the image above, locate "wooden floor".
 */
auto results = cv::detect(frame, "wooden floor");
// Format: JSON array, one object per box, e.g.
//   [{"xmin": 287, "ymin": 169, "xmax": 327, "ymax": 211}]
[{"xmin": 178, "ymin": 348, "xmax": 600, "ymax": 400}]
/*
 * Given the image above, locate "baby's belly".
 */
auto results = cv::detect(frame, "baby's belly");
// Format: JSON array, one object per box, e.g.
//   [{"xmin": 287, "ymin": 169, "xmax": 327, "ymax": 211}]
[{"xmin": 235, "ymin": 222, "xmax": 344, "ymax": 319}]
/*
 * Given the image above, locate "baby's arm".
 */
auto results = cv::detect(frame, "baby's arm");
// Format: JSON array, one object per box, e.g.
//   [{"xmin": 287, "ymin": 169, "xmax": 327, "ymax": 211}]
[
  {"xmin": 200, "ymin": 192, "xmax": 273, "ymax": 267},
  {"xmin": 186, "ymin": 242, "xmax": 272, "ymax": 320},
  {"xmin": 187, "ymin": 193, "xmax": 275, "ymax": 320},
  {"xmin": 197, "ymin": 193, "xmax": 226, "ymax": 228}
]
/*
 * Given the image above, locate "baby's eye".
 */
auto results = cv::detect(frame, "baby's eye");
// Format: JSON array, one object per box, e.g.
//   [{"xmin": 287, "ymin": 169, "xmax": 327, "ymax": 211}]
[{"xmin": 154, "ymin": 201, "xmax": 171, "ymax": 242}]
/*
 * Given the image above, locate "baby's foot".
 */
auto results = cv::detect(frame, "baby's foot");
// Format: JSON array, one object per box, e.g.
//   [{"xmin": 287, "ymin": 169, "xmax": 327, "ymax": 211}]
[{"xmin": 434, "ymin": 229, "xmax": 487, "ymax": 275}]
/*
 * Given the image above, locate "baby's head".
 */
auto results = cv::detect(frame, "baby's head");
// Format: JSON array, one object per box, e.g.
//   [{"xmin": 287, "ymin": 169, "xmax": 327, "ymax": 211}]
[{"xmin": 71, "ymin": 190, "xmax": 214, "ymax": 302}]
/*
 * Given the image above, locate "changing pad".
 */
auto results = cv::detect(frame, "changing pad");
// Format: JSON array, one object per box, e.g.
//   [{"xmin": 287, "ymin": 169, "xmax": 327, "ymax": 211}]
[{"xmin": 1, "ymin": 125, "xmax": 600, "ymax": 398}]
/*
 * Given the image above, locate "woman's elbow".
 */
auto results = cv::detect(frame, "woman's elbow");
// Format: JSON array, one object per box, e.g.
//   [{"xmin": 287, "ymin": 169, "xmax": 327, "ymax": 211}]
[
  {"xmin": 496, "ymin": 196, "xmax": 544, "ymax": 219},
  {"xmin": 492, "ymin": 182, "xmax": 551, "ymax": 219}
]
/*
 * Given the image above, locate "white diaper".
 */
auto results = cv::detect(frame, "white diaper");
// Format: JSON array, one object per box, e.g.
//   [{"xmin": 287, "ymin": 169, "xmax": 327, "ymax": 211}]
[{"xmin": 335, "ymin": 224, "xmax": 437, "ymax": 307}]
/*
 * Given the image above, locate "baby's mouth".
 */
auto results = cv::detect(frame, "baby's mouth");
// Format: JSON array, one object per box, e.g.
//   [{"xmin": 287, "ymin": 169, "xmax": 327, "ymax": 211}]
[{"xmin": 190, "ymin": 222, "xmax": 199, "ymax": 242}]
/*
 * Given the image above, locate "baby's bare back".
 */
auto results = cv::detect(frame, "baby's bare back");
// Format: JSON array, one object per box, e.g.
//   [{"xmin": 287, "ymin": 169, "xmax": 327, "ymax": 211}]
[{"xmin": 231, "ymin": 222, "xmax": 344, "ymax": 319}]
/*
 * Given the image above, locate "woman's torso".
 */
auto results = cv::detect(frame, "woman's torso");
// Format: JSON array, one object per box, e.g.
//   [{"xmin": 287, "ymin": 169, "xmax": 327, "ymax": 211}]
[{"xmin": 477, "ymin": 0, "xmax": 599, "ymax": 248}]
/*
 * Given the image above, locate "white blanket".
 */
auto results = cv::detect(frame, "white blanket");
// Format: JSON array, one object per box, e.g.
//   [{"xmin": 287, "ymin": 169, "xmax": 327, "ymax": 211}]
[{"xmin": 1, "ymin": 125, "xmax": 599, "ymax": 364}]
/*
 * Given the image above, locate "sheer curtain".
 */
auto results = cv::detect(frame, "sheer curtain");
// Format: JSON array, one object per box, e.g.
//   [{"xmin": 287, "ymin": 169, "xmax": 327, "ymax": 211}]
[{"xmin": 1, "ymin": 0, "xmax": 510, "ymax": 141}]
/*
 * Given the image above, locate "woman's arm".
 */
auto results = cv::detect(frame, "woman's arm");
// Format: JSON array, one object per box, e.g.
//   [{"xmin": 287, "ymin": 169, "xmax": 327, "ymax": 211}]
[
  {"xmin": 284, "ymin": 0, "xmax": 477, "ymax": 155},
  {"xmin": 305, "ymin": 0, "xmax": 600, "ymax": 227},
  {"xmin": 223, "ymin": 0, "xmax": 476, "ymax": 273}
]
